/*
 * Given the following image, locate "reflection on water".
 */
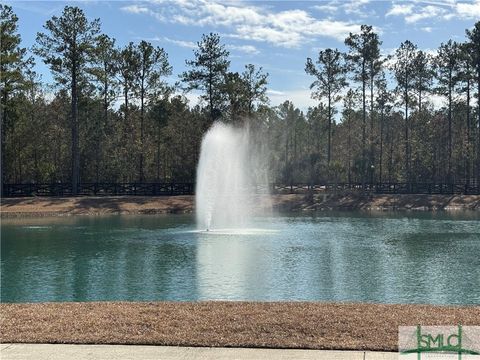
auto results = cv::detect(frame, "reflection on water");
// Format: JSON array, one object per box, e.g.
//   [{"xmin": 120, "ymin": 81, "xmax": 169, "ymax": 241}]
[{"xmin": 1, "ymin": 212, "xmax": 479, "ymax": 304}]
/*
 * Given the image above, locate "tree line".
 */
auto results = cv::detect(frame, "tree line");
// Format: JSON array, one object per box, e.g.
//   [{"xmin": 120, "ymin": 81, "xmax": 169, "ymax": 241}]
[{"xmin": 1, "ymin": 5, "xmax": 480, "ymax": 195}]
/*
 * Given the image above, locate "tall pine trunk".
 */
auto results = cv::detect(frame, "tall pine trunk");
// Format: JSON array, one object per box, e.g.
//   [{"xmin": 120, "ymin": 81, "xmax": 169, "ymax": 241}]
[
  {"xmin": 327, "ymin": 90, "xmax": 331, "ymax": 165},
  {"xmin": 71, "ymin": 62, "xmax": 80, "ymax": 195},
  {"xmin": 362, "ymin": 60, "xmax": 366, "ymax": 187},
  {"xmin": 448, "ymin": 69, "xmax": 453, "ymax": 183},
  {"xmin": 1, "ymin": 92, "xmax": 7, "ymax": 196},
  {"xmin": 370, "ymin": 63, "xmax": 375, "ymax": 183},
  {"xmin": 404, "ymin": 72, "xmax": 410, "ymax": 184},
  {"xmin": 379, "ymin": 105, "xmax": 384, "ymax": 184},
  {"xmin": 139, "ymin": 77, "xmax": 145, "ymax": 182},
  {"xmin": 156, "ymin": 128, "xmax": 161, "ymax": 182},
  {"xmin": 477, "ymin": 54, "xmax": 480, "ymax": 186},
  {"xmin": 466, "ymin": 62, "xmax": 471, "ymax": 187},
  {"xmin": 347, "ymin": 114, "xmax": 352, "ymax": 184}
]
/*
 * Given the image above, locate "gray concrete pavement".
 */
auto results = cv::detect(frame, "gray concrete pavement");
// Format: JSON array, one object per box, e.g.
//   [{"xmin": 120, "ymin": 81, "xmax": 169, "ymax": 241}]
[
  {"xmin": 5, "ymin": 344, "xmax": 480, "ymax": 359},
  {"xmin": 0, "ymin": 344, "xmax": 410, "ymax": 360}
]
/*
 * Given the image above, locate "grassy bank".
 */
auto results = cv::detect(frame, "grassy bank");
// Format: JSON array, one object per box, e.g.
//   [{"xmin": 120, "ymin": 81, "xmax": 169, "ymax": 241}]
[
  {"xmin": 1, "ymin": 193, "xmax": 479, "ymax": 217},
  {"xmin": 1, "ymin": 302, "xmax": 478, "ymax": 351}
]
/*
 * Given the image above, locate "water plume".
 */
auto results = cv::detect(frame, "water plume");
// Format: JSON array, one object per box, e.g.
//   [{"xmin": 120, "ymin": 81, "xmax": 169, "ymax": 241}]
[{"xmin": 195, "ymin": 122, "xmax": 268, "ymax": 230}]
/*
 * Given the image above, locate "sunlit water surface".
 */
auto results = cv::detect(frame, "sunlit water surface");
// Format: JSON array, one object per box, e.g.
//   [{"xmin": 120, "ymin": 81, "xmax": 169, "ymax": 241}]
[{"xmin": 1, "ymin": 211, "xmax": 479, "ymax": 304}]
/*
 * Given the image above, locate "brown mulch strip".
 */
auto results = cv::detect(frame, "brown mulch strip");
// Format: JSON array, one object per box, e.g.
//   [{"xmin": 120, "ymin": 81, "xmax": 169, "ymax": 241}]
[
  {"xmin": 1, "ymin": 302, "xmax": 478, "ymax": 351},
  {"xmin": 1, "ymin": 194, "xmax": 479, "ymax": 218},
  {"xmin": 0, "ymin": 196, "xmax": 195, "ymax": 217}
]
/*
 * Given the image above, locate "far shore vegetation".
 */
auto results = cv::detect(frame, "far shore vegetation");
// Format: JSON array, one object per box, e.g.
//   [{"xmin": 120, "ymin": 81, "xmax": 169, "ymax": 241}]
[{"xmin": 1, "ymin": 5, "xmax": 480, "ymax": 195}]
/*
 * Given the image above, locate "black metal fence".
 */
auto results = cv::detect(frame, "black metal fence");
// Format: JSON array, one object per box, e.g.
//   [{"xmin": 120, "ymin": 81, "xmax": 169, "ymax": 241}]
[
  {"xmin": 272, "ymin": 182, "xmax": 480, "ymax": 195},
  {"xmin": 2, "ymin": 183, "xmax": 195, "ymax": 197},
  {"xmin": 2, "ymin": 182, "xmax": 479, "ymax": 197}
]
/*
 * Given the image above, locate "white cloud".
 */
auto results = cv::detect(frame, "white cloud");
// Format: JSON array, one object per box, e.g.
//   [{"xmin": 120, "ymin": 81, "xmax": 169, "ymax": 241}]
[
  {"xmin": 181, "ymin": 90, "xmax": 201, "ymax": 106},
  {"xmin": 309, "ymin": 19, "xmax": 366, "ymax": 40},
  {"xmin": 121, "ymin": 0, "xmax": 364, "ymax": 48},
  {"xmin": 267, "ymin": 89, "xmax": 286, "ymax": 96},
  {"xmin": 343, "ymin": 0, "xmax": 371, "ymax": 16},
  {"xmin": 226, "ymin": 44, "xmax": 260, "ymax": 55},
  {"xmin": 226, "ymin": 9, "xmax": 362, "ymax": 46},
  {"xmin": 132, "ymin": 36, "xmax": 196, "ymax": 49},
  {"xmin": 313, "ymin": 0, "xmax": 373, "ymax": 17},
  {"xmin": 426, "ymin": 93, "xmax": 446, "ymax": 109},
  {"xmin": 386, "ymin": 0, "xmax": 480, "ymax": 22},
  {"xmin": 312, "ymin": 3, "xmax": 338, "ymax": 14},
  {"xmin": 232, "ymin": 24, "xmax": 306, "ymax": 48},
  {"xmin": 268, "ymin": 88, "xmax": 317, "ymax": 109},
  {"xmin": 163, "ymin": 37, "xmax": 196, "ymax": 49},
  {"xmin": 179, "ymin": 87, "xmax": 316, "ymax": 111},
  {"xmin": 6, "ymin": 0, "xmax": 65, "ymax": 16},
  {"xmin": 455, "ymin": 0, "xmax": 480, "ymax": 19},
  {"xmin": 120, "ymin": 5, "xmax": 151, "ymax": 15},
  {"xmin": 405, "ymin": 5, "xmax": 447, "ymax": 23},
  {"xmin": 421, "ymin": 26, "xmax": 433, "ymax": 32},
  {"xmin": 386, "ymin": 4, "xmax": 414, "ymax": 16},
  {"xmin": 180, "ymin": 86, "xmax": 317, "ymax": 111}
]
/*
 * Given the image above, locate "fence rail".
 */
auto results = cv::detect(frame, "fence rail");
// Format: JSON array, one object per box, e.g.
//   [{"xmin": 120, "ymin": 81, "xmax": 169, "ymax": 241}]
[
  {"xmin": 2, "ymin": 183, "xmax": 195, "ymax": 197},
  {"xmin": 272, "ymin": 182, "xmax": 479, "ymax": 195},
  {"xmin": 2, "ymin": 182, "xmax": 479, "ymax": 197}
]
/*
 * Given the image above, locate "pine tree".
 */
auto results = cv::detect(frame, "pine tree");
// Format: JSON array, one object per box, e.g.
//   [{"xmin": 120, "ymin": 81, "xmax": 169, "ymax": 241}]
[
  {"xmin": 393, "ymin": 40, "xmax": 417, "ymax": 183},
  {"xmin": 136, "ymin": 40, "xmax": 172, "ymax": 181},
  {"xmin": 34, "ymin": 6, "xmax": 100, "ymax": 194},
  {"xmin": 345, "ymin": 25, "xmax": 378, "ymax": 184},
  {"xmin": 89, "ymin": 34, "xmax": 117, "ymax": 182},
  {"xmin": 223, "ymin": 71, "xmax": 247, "ymax": 123},
  {"xmin": 458, "ymin": 42, "xmax": 475, "ymax": 186},
  {"xmin": 305, "ymin": 48, "xmax": 347, "ymax": 165},
  {"xmin": 412, "ymin": 50, "xmax": 433, "ymax": 113},
  {"xmin": 342, "ymin": 89, "xmax": 357, "ymax": 183},
  {"xmin": 180, "ymin": 33, "xmax": 230, "ymax": 125},
  {"xmin": 241, "ymin": 64, "xmax": 269, "ymax": 118},
  {"xmin": 435, "ymin": 40, "xmax": 460, "ymax": 182},
  {"xmin": 366, "ymin": 29, "xmax": 382, "ymax": 183},
  {"xmin": 116, "ymin": 42, "xmax": 139, "ymax": 125},
  {"xmin": 375, "ymin": 72, "xmax": 393, "ymax": 183},
  {"xmin": 0, "ymin": 5, "xmax": 27, "ymax": 194},
  {"xmin": 115, "ymin": 42, "xmax": 140, "ymax": 181},
  {"xmin": 465, "ymin": 21, "xmax": 480, "ymax": 185}
]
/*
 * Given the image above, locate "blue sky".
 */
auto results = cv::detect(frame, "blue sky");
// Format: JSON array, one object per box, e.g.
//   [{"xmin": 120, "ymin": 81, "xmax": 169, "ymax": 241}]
[{"xmin": 7, "ymin": 0, "xmax": 480, "ymax": 109}]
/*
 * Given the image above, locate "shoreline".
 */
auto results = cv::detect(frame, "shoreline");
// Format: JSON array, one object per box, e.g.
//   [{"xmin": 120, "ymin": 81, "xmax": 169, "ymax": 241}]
[
  {"xmin": 1, "ymin": 301, "xmax": 478, "ymax": 351},
  {"xmin": 1, "ymin": 193, "xmax": 479, "ymax": 217}
]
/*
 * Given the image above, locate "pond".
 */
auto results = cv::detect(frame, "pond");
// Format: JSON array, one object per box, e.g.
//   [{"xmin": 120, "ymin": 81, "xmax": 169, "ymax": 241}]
[{"xmin": 1, "ymin": 211, "xmax": 479, "ymax": 304}]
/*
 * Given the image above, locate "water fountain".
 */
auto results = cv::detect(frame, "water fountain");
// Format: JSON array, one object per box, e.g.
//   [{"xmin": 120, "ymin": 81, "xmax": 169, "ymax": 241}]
[{"xmin": 196, "ymin": 122, "xmax": 266, "ymax": 231}]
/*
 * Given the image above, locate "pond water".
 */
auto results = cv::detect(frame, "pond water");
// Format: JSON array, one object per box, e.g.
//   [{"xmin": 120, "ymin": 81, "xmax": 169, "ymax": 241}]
[{"xmin": 1, "ymin": 212, "xmax": 479, "ymax": 304}]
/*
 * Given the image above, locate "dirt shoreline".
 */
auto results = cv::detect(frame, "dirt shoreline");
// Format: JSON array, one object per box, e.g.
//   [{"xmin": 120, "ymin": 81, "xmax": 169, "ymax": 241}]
[
  {"xmin": 1, "ymin": 193, "xmax": 479, "ymax": 217},
  {"xmin": 0, "ymin": 302, "xmax": 478, "ymax": 351}
]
